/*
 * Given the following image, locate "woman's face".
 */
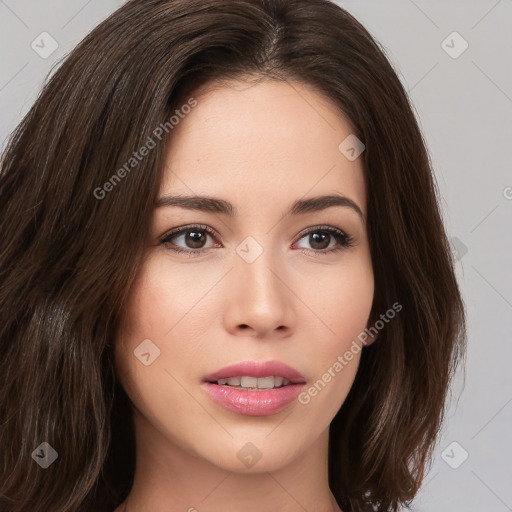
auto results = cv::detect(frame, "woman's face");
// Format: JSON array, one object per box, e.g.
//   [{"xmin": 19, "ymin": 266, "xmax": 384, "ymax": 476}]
[{"xmin": 115, "ymin": 78, "xmax": 374, "ymax": 473}]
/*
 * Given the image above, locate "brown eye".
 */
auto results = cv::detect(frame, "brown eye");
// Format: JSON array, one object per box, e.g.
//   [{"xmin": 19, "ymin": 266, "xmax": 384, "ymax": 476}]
[
  {"xmin": 166, "ymin": 229, "xmax": 208, "ymax": 249},
  {"xmin": 160, "ymin": 224, "xmax": 219, "ymax": 256},
  {"xmin": 294, "ymin": 226, "xmax": 354, "ymax": 255}
]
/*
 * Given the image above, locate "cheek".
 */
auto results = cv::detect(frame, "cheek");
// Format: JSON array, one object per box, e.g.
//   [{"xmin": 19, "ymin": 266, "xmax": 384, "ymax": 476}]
[
  {"xmin": 114, "ymin": 257, "xmax": 170, "ymax": 393},
  {"xmin": 299, "ymin": 253, "xmax": 374, "ymax": 350},
  {"xmin": 328, "ymin": 263, "xmax": 374, "ymax": 373},
  {"xmin": 295, "ymin": 258, "xmax": 373, "ymax": 417},
  {"xmin": 331, "ymin": 267, "xmax": 374, "ymax": 343},
  {"xmin": 119, "ymin": 253, "xmax": 216, "ymax": 341},
  {"xmin": 114, "ymin": 253, "xmax": 218, "ymax": 394},
  {"xmin": 113, "ymin": 260, "xmax": 201, "ymax": 436}
]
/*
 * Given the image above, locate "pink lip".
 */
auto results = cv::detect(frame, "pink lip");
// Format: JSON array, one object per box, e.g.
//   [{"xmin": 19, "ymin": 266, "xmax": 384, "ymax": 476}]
[
  {"xmin": 202, "ymin": 382, "xmax": 305, "ymax": 416},
  {"xmin": 202, "ymin": 360, "xmax": 306, "ymax": 416},
  {"xmin": 202, "ymin": 360, "xmax": 306, "ymax": 384}
]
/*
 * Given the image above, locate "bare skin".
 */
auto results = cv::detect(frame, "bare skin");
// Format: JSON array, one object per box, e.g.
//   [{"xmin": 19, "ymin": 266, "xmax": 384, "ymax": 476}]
[{"xmin": 114, "ymin": 78, "xmax": 376, "ymax": 512}]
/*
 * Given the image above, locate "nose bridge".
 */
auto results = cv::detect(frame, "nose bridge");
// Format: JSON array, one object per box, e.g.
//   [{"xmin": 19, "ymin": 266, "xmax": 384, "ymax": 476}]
[
  {"xmin": 226, "ymin": 234, "xmax": 292, "ymax": 334},
  {"xmin": 236, "ymin": 237, "xmax": 283, "ymax": 306}
]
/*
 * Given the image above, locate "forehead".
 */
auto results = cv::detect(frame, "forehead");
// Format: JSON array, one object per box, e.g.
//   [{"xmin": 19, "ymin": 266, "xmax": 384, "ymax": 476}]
[{"xmin": 160, "ymin": 79, "xmax": 366, "ymax": 215}]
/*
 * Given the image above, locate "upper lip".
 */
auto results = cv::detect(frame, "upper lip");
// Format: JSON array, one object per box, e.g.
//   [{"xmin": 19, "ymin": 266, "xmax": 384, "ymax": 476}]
[{"xmin": 203, "ymin": 360, "xmax": 306, "ymax": 384}]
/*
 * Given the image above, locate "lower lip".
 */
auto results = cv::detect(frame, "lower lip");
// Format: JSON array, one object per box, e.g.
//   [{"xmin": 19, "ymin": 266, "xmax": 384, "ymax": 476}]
[{"xmin": 202, "ymin": 382, "xmax": 305, "ymax": 416}]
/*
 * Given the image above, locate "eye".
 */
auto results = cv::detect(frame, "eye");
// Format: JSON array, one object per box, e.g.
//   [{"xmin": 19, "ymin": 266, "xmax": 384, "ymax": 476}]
[
  {"xmin": 293, "ymin": 225, "xmax": 354, "ymax": 255},
  {"xmin": 160, "ymin": 223, "xmax": 355, "ymax": 258},
  {"xmin": 160, "ymin": 224, "xmax": 220, "ymax": 257}
]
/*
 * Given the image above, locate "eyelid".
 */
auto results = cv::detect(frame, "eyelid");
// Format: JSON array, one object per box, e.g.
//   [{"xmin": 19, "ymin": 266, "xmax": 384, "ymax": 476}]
[
  {"xmin": 160, "ymin": 223, "xmax": 219, "ymax": 243},
  {"xmin": 292, "ymin": 224, "xmax": 355, "ymax": 252}
]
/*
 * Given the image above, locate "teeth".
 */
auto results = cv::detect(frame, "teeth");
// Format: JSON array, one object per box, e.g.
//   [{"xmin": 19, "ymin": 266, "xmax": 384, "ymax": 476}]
[
  {"xmin": 215, "ymin": 376, "xmax": 292, "ymax": 389},
  {"xmin": 255, "ymin": 376, "xmax": 274, "ymax": 389},
  {"xmin": 241, "ymin": 376, "xmax": 258, "ymax": 388}
]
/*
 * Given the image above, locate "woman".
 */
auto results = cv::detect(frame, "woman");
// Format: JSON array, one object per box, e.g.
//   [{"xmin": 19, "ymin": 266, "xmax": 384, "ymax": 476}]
[{"xmin": 0, "ymin": 1, "xmax": 466, "ymax": 511}]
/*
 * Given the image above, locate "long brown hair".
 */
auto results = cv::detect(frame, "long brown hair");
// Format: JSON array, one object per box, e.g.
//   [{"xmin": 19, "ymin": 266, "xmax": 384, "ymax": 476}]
[{"xmin": 0, "ymin": 1, "xmax": 466, "ymax": 510}]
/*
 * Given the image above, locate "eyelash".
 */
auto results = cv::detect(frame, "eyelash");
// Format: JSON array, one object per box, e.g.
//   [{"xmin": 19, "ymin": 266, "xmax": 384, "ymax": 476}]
[{"xmin": 159, "ymin": 223, "xmax": 355, "ymax": 257}]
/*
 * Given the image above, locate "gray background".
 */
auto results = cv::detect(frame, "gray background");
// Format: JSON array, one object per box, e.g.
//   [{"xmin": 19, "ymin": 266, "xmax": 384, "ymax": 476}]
[{"xmin": 1, "ymin": 1, "xmax": 511, "ymax": 511}]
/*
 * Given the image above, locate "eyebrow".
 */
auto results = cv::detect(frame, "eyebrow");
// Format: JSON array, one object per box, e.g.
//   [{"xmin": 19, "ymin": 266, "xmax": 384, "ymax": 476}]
[{"xmin": 155, "ymin": 193, "xmax": 365, "ymax": 222}]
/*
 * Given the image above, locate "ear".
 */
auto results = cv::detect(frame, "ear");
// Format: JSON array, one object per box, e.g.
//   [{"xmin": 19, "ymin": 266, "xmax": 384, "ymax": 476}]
[
  {"xmin": 362, "ymin": 326, "xmax": 379, "ymax": 346},
  {"xmin": 362, "ymin": 309, "xmax": 380, "ymax": 346}
]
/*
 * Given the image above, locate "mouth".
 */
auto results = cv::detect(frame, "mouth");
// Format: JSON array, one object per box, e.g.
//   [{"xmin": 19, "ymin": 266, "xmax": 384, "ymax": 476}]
[{"xmin": 201, "ymin": 361, "xmax": 306, "ymax": 416}]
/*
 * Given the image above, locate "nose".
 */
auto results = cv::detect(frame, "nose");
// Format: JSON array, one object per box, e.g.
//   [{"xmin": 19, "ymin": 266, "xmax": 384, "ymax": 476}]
[{"xmin": 222, "ymin": 247, "xmax": 295, "ymax": 339}]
